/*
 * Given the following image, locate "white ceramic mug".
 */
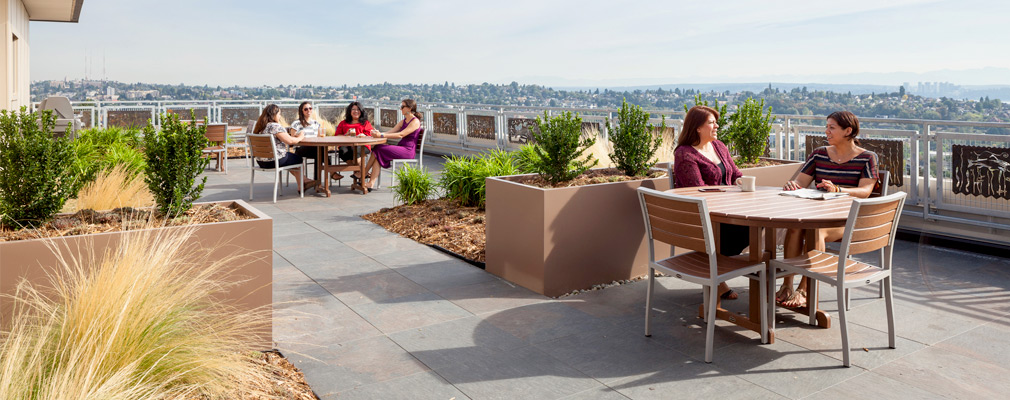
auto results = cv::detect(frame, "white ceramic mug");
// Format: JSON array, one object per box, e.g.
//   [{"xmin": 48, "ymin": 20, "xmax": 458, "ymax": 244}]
[
  {"xmin": 735, "ymin": 176, "xmax": 756, "ymax": 192},
  {"xmin": 349, "ymin": 128, "xmax": 357, "ymax": 135}
]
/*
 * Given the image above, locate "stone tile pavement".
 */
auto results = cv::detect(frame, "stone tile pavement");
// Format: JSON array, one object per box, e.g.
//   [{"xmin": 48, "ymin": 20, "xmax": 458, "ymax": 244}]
[{"xmin": 200, "ymin": 156, "xmax": 1010, "ymax": 399}]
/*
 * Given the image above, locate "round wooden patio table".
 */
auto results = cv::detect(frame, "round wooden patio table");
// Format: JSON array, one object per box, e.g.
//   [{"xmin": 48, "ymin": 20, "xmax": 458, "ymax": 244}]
[
  {"xmin": 300, "ymin": 136, "xmax": 386, "ymax": 196},
  {"xmin": 668, "ymin": 185, "xmax": 855, "ymax": 342}
]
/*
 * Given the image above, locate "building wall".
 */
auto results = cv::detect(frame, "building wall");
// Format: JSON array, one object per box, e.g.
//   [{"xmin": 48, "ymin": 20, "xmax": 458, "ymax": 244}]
[{"xmin": 1, "ymin": 0, "xmax": 30, "ymax": 110}]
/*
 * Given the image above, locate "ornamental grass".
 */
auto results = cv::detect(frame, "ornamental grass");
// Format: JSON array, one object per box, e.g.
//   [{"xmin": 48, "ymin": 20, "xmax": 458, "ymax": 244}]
[
  {"xmin": 68, "ymin": 165, "xmax": 154, "ymax": 212},
  {"xmin": 0, "ymin": 223, "xmax": 273, "ymax": 399}
]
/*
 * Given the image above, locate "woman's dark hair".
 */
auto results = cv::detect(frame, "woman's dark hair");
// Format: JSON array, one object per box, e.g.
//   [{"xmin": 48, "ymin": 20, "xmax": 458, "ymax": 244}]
[
  {"xmin": 254, "ymin": 104, "xmax": 281, "ymax": 134},
  {"xmin": 827, "ymin": 111, "xmax": 860, "ymax": 145},
  {"xmin": 676, "ymin": 105, "xmax": 719, "ymax": 149},
  {"xmin": 343, "ymin": 101, "xmax": 369, "ymax": 124},
  {"xmin": 402, "ymin": 99, "xmax": 423, "ymax": 121},
  {"xmin": 298, "ymin": 101, "xmax": 313, "ymax": 128}
]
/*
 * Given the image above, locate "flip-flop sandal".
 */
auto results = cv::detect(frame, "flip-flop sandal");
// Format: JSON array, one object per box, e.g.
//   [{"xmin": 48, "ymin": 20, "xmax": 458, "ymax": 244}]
[{"xmin": 781, "ymin": 289, "xmax": 807, "ymax": 308}]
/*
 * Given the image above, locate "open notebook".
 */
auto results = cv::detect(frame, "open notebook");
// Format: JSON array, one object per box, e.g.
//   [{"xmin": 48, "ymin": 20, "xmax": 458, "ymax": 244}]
[{"xmin": 779, "ymin": 188, "xmax": 850, "ymax": 200}]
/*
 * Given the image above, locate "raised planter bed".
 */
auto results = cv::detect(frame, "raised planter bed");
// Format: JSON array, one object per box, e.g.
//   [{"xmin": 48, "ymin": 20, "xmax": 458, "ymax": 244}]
[
  {"xmin": 485, "ymin": 170, "xmax": 672, "ymax": 297},
  {"xmin": 0, "ymin": 200, "xmax": 273, "ymax": 349}
]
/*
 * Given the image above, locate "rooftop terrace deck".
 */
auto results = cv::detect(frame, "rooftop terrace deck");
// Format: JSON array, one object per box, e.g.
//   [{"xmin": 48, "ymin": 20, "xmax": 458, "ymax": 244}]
[{"xmin": 198, "ymin": 157, "xmax": 1010, "ymax": 399}]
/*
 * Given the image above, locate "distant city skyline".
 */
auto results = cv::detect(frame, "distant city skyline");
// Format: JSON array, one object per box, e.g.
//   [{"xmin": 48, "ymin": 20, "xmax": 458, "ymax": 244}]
[{"xmin": 29, "ymin": 0, "xmax": 1010, "ymax": 88}]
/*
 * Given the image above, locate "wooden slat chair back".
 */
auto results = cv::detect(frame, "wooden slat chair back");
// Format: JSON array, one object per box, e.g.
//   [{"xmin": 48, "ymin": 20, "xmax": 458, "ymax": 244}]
[
  {"xmin": 246, "ymin": 133, "xmax": 305, "ymax": 203},
  {"xmin": 637, "ymin": 187, "xmax": 767, "ymax": 363},
  {"xmin": 201, "ymin": 123, "xmax": 229, "ymax": 173},
  {"xmin": 770, "ymin": 191, "xmax": 906, "ymax": 367}
]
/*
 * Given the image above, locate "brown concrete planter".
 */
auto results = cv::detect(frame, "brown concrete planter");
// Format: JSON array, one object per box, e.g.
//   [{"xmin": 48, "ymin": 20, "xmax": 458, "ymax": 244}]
[
  {"xmin": 0, "ymin": 200, "xmax": 273, "ymax": 349},
  {"xmin": 740, "ymin": 158, "xmax": 802, "ymax": 187},
  {"xmin": 485, "ymin": 170, "xmax": 672, "ymax": 297}
]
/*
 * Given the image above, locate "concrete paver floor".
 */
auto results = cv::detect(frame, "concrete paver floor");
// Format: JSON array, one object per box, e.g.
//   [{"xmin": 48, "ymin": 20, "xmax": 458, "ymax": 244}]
[{"xmin": 200, "ymin": 156, "xmax": 1010, "ymax": 399}]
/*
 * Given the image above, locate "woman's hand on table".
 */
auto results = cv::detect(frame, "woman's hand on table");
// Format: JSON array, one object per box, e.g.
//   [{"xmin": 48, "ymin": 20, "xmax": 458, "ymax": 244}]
[
  {"xmin": 816, "ymin": 179, "xmax": 839, "ymax": 193},
  {"xmin": 783, "ymin": 180, "xmax": 802, "ymax": 191}
]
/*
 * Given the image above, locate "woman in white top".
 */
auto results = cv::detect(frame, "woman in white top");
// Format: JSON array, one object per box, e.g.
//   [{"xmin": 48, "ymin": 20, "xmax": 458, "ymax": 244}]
[
  {"xmin": 292, "ymin": 101, "xmax": 322, "ymax": 176},
  {"xmin": 253, "ymin": 104, "xmax": 314, "ymax": 189}
]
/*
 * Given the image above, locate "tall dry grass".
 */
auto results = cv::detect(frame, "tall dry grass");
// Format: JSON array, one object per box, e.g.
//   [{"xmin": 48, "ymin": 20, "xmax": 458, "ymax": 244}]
[
  {"xmin": 0, "ymin": 223, "xmax": 273, "ymax": 399},
  {"xmin": 70, "ymin": 165, "xmax": 154, "ymax": 212},
  {"xmin": 580, "ymin": 128, "xmax": 614, "ymax": 168}
]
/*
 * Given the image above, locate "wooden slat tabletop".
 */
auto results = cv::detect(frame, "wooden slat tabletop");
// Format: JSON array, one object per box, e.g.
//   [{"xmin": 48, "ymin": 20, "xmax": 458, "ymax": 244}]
[{"xmin": 668, "ymin": 186, "xmax": 853, "ymax": 229}]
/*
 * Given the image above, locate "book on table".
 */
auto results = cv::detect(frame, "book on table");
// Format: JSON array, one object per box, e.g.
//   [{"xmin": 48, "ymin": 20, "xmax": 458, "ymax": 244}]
[{"xmin": 779, "ymin": 188, "xmax": 850, "ymax": 200}]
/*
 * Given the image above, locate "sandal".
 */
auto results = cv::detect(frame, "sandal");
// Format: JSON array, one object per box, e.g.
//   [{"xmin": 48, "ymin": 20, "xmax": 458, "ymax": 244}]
[
  {"xmin": 720, "ymin": 289, "xmax": 738, "ymax": 300},
  {"xmin": 780, "ymin": 289, "xmax": 807, "ymax": 308}
]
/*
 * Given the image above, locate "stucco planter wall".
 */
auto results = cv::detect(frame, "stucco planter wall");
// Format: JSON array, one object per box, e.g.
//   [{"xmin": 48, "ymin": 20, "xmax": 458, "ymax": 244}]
[
  {"xmin": 740, "ymin": 158, "xmax": 802, "ymax": 187},
  {"xmin": 485, "ymin": 171, "xmax": 672, "ymax": 297},
  {"xmin": 0, "ymin": 200, "xmax": 273, "ymax": 349}
]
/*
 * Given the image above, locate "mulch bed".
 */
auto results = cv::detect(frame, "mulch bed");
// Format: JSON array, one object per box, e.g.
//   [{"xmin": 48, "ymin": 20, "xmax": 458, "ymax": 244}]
[
  {"xmin": 194, "ymin": 351, "xmax": 317, "ymax": 400},
  {"xmin": 363, "ymin": 198, "xmax": 486, "ymax": 262},
  {"xmin": 0, "ymin": 204, "xmax": 252, "ymax": 242},
  {"xmin": 509, "ymin": 168, "xmax": 665, "ymax": 188}
]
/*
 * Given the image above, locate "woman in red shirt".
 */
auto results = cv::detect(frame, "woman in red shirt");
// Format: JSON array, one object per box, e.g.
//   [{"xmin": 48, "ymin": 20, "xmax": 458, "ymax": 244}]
[{"xmin": 333, "ymin": 101, "xmax": 374, "ymax": 178}]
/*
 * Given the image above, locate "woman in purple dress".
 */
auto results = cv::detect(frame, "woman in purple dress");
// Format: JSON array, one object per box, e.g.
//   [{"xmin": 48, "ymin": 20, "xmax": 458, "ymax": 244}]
[{"xmin": 354, "ymin": 99, "xmax": 423, "ymax": 193}]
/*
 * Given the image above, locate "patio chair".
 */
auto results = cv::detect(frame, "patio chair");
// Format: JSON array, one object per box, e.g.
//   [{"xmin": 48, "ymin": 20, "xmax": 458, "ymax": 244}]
[
  {"xmin": 770, "ymin": 192, "xmax": 906, "ymax": 367},
  {"xmin": 375, "ymin": 128, "xmax": 425, "ymax": 189},
  {"xmin": 843, "ymin": 170, "xmax": 890, "ymax": 310},
  {"xmin": 247, "ymin": 133, "xmax": 306, "ymax": 203},
  {"xmin": 225, "ymin": 121, "xmax": 254, "ymax": 160},
  {"xmin": 203, "ymin": 123, "xmax": 229, "ymax": 173},
  {"xmin": 637, "ymin": 187, "xmax": 768, "ymax": 363}
]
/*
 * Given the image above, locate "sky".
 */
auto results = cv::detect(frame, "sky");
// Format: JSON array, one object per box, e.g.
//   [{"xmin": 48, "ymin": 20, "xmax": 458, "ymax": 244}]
[{"xmin": 28, "ymin": 0, "xmax": 1010, "ymax": 88}]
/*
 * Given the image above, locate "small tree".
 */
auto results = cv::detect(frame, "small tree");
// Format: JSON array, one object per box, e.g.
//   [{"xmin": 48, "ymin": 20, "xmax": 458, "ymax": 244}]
[
  {"xmin": 606, "ymin": 98, "xmax": 666, "ymax": 176},
  {"xmin": 0, "ymin": 108, "xmax": 79, "ymax": 228},
  {"xmin": 143, "ymin": 112, "xmax": 209, "ymax": 215},
  {"xmin": 530, "ymin": 111, "xmax": 597, "ymax": 185},
  {"xmin": 724, "ymin": 97, "xmax": 773, "ymax": 164}
]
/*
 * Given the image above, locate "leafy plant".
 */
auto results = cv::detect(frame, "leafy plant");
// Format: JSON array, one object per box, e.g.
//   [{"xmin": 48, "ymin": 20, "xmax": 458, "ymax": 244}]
[
  {"xmin": 438, "ymin": 150, "xmax": 518, "ymax": 209},
  {"xmin": 513, "ymin": 144, "xmax": 543, "ymax": 174},
  {"xmin": 0, "ymin": 108, "xmax": 80, "ymax": 228},
  {"xmin": 724, "ymin": 97, "xmax": 774, "ymax": 164},
  {"xmin": 606, "ymin": 98, "xmax": 666, "ymax": 176},
  {"xmin": 393, "ymin": 164, "xmax": 436, "ymax": 205},
  {"xmin": 70, "ymin": 127, "xmax": 146, "ymax": 189},
  {"xmin": 143, "ymin": 113, "xmax": 210, "ymax": 215},
  {"xmin": 0, "ymin": 223, "xmax": 274, "ymax": 398},
  {"xmin": 530, "ymin": 111, "xmax": 597, "ymax": 184}
]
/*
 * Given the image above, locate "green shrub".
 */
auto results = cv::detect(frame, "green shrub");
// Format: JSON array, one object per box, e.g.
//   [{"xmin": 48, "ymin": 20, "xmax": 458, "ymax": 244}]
[
  {"xmin": 143, "ymin": 113, "xmax": 209, "ymax": 215},
  {"xmin": 606, "ymin": 98, "xmax": 666, "ymax": 176},
  {"xmin": 0, "ymin": 108, "xmax": 80, "ymax": 228},
  {"xmin": 438, "ymin": 149, "xmax": 518, "ymax": 209},
  {"xmin": 393, "ymin": 164, "xmax": 435, "ymax": 205},
  {"xmin": 70, "ymin": 127, "xmax": 146, "ymax": 188},
  {"xmin": 724, "ymin": 97, "xmax": 773, "ymax": 164},
  {"xmin": 530, "ymin": 111, "xmax": 597, "ymax": 184}
]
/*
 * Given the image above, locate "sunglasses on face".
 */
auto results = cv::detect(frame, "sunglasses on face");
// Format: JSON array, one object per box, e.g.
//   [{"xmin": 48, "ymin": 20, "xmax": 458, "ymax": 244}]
[{"xmin": 303, "ymin": 107, "xmax": 313, "ymax": 111}]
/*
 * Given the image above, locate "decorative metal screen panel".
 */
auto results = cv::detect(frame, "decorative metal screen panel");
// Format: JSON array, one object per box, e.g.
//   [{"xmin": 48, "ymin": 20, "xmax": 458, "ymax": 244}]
[
  {"xmin": 952, "ymin": 144, "xmax": 1010, "ymax": 200},
  {"xmin": 221, "ymin": 107, "xmax": 260, "ymax": 126},
  {"xmin": 166, "ymin": 107, "xmax": 208, "ymax": 122},
  {"xmin": 75, "ymin": 109, "xmax": 92, "ymax": 128},
  {"xmin": 466, "ymin": 115, "xmax": 496, "ymax": 140},
  {"xmin": 805, "ymin": 135, "xmax": 905, "ymax": 187},
  {"xmin": 507, "ymin": 117, "xmax": 538, "ymax": 144},
  {"xmin": 107, "ymin": 110, "xmax": 152, "ymax": 128},
  {"xmin": 380, "ymin": 109, "xmax": 398, "ymax": 128},
  {"xmin": 433, "ymin": 112, "xmax": 458, "ymax": 136}
]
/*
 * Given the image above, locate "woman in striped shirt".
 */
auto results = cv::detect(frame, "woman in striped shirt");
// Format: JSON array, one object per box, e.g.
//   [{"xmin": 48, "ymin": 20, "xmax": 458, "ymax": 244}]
[{"xmin": 777, "ymin": 111, "xmax": 879, "ymax": 308}]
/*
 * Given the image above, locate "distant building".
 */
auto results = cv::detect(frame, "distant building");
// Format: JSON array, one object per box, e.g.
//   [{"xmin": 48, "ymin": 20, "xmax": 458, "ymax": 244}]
[{"xmin": 1, "ymin": 0, "xmax": 83, "ymax": 109}]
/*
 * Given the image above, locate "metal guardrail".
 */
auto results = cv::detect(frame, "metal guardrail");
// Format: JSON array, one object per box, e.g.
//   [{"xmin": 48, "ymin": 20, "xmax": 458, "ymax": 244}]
[{"xmin": 46, "ymin": 99, "xmax": 1010, "ymax": 238}]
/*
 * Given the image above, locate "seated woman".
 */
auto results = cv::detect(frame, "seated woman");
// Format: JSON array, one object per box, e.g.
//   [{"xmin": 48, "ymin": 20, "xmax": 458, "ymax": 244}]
[
  {"xmin": 292, "ymin": 101, "xmax": 322, "ymax": 176},
  {"xmin": 354, "ymin": 99, "xmax": 423, "ymax": 193},
  {"xmin": 253, "ymin": 104, "xmax": 313, "ymax": 189},
  {"xmin": 777, "ymin": 111, "xmax": 879, "ymax": 307},
  {"xmin": 333, "ymin": 101, "xmax": 375, "ymax": 174},
  {"xmin": 673, "ymin": 105, "xmax": 750, "ymax": 300}
]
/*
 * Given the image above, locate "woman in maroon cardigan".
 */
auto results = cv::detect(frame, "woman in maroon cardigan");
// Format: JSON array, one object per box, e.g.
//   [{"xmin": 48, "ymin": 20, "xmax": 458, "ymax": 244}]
[{"xmin": 672, "ymin": 105, "xmax": 750, "ymax": 300}]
